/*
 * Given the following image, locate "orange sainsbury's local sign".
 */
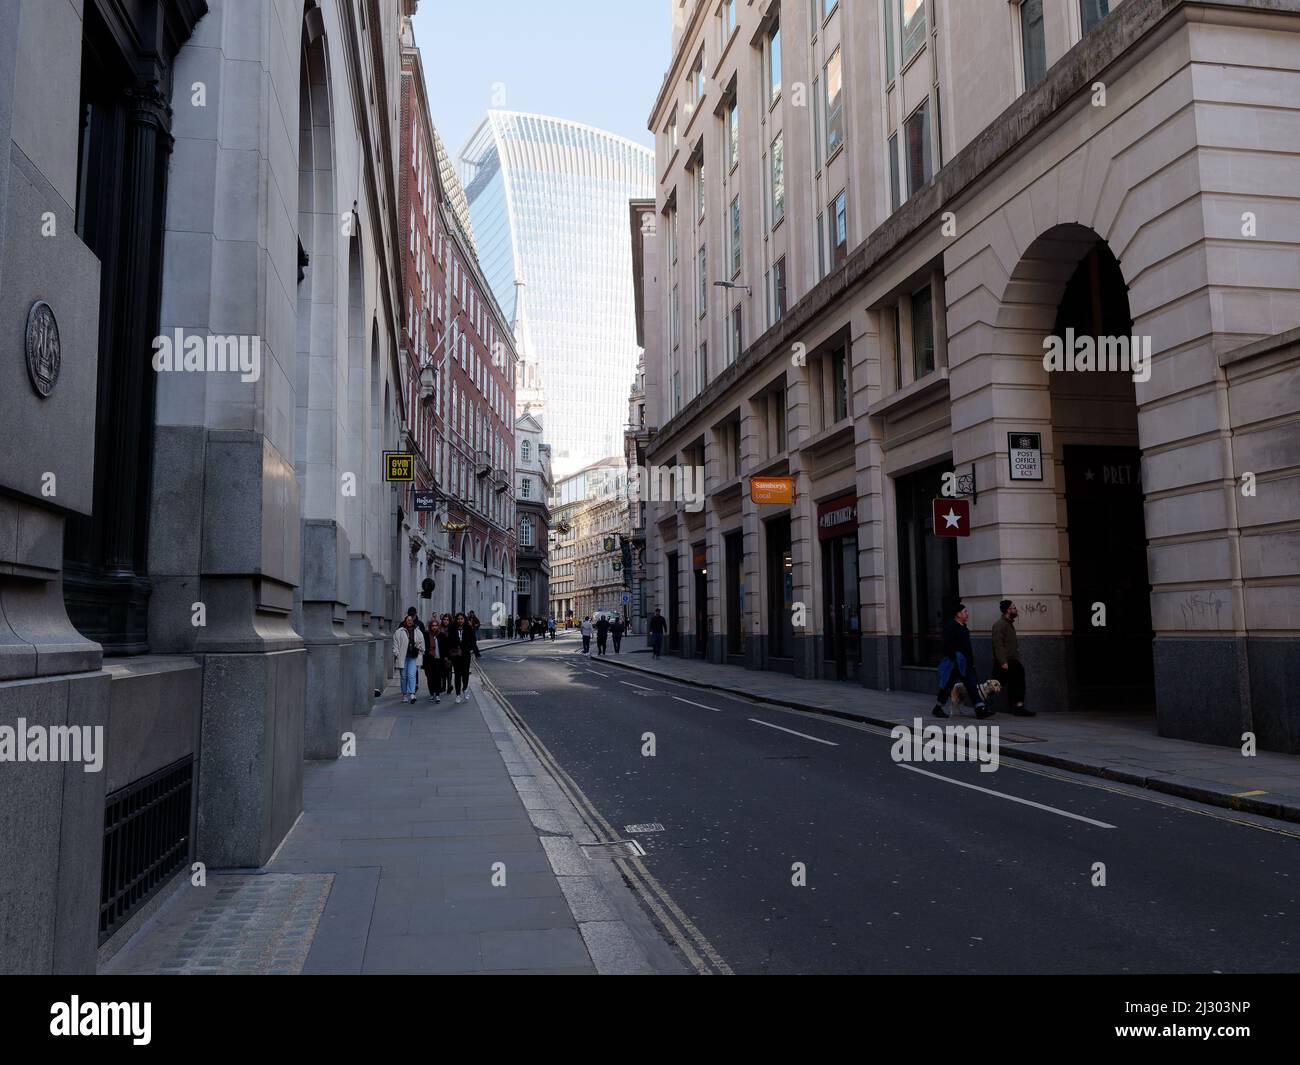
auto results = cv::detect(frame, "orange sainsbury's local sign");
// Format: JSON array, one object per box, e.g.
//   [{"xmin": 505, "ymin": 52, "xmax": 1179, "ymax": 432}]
[{"xmin": 750, "ymin": 475, "xmax": 796, "ymax": 505}]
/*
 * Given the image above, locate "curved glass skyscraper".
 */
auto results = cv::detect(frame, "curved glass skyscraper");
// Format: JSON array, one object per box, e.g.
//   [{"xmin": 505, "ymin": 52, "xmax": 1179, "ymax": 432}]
[{"xmin": 460, "ymin": 111, "xmax": 654, "ymax": 478}]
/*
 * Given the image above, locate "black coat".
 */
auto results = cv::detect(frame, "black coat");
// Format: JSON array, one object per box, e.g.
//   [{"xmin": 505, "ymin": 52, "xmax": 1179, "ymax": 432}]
[
  {"xmin": 941, "ymin": 619, "xmax": 976, "ymax": 667},
  {"xmin": 446, "ymin": 624, "xmax": 480, "ymax": 660}
]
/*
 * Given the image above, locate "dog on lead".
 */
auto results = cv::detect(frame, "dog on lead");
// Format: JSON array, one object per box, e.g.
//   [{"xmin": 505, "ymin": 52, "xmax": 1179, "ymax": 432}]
[{"xmin": 945, "ymin": 676, "xmax": 1001, "ymax": 715}]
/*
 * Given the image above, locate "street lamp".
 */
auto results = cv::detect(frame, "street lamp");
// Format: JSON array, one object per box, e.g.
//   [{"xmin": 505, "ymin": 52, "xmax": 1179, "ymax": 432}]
[{"xmin": 713, "ymin": 280, "xmax": 751, "ymax": 295}]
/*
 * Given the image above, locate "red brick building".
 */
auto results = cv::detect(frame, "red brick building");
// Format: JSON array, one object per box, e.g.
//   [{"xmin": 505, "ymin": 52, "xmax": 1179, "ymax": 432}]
[{"xmin": 399, "ymin": 31, "xmax": 517, "ymax": 631}]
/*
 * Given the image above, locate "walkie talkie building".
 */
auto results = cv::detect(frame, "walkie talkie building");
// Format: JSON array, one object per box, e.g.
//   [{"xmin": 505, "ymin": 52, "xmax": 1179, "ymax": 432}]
[{"xmin": 460, "ymin": 111, "xmax": 654, "ymax": 478}]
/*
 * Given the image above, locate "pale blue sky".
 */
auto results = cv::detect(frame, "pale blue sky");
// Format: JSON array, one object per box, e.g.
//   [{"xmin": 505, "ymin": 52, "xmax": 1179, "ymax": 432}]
[{"xmin": 410, "ymin": 1, "xmax": 668, "ymax": 161}]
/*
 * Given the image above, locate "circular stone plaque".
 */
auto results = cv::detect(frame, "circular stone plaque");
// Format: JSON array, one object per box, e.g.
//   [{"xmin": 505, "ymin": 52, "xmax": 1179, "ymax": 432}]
[{"xmin": 25, "ymin": 299, "xmax": 60, "ymax": 398}]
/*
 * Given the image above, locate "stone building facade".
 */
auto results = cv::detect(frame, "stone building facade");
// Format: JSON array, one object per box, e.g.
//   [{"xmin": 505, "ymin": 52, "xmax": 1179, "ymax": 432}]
[
  {"xmin": 0, "ymin": 0, "xmax": 416, "ymax": 973},
  {"xmin": 640, "ymin": 0, "xmax": 1300, "ymax": 750},
  {"xmin": 514, "ymin": 411, "xmax": 552, "ymax": 621}
]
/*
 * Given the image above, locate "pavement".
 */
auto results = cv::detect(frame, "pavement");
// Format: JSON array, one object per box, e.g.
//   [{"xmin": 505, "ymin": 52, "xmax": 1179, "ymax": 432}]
[
  {"xmin": 104, "ymin": 657, "xmax": 683, "ymax": 975},
  {"xmin": 478, "ymin": 638, "xmax": 1300, "ymax": 974},
  {"xmin": 563, "ymin": 638, "xmax": 1300, "ymax": 826}
]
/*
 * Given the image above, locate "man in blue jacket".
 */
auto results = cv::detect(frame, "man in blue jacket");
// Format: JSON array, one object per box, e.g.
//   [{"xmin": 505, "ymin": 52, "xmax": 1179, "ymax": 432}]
[{"xmin": 934, "ymin": 603, "xmax": 994, "ymax": 719}]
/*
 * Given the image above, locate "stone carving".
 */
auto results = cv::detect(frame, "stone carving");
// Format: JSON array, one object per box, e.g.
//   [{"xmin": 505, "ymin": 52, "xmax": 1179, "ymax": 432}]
[{"xmin": 25, "ymin": 299, "xmax": 60, "ymax": 397}]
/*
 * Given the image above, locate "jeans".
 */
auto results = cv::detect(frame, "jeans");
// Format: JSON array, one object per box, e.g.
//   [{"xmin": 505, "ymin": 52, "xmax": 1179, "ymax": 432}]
[
  {"xmin": 613, "ymin": 635, "xmax": 622, "ymax": 653},
  {"xmin": 582, "ymin": 635, "xmax": 591, "ymax": 654},
  {"xmin": 650, "ymin": 632, "xmax": 663, "ymax": 657},
  {"xmin": 400, "ymin": 656, "xmax": 420, "ymax": 696}
]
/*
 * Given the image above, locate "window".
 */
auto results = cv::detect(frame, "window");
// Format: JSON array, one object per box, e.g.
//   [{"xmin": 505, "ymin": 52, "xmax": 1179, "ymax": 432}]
[
  {"xmin": 726, "ymin": 95, "xmax": 739, "ymax": 171},
  {"xmin": 911, "ymin": 284, "xmax": 935, "ymax": 379},
  {"xmin": 521, "ymin": 439, "xmax": 531, "ymax": 462},
  {"xmin": 888, "ymin": 133, "xmax": 901, "ymax": 212},
  {"xmin": 697, "ymin": 245, "xmax": 708, "ymax": 317},
  {"xmin": 520, "ymin": 476, "xmax": 532, "ymax": 500},
  {"xmin": 816, "ymin": 211, "xmax": 826, "ymax": 278},
  {"xmin": 673, "ymin": 371, "xmax": 681, "ymax": 415},
  {"xmin": 766, "ymin": 20, "xmax": 781, "ymax": 105},
  {"xmin": 905, "ymin": 98, "xmax": 932, "ymax": 194},
  {"xmin": 691, "ymin": 52, "xmax": 706, "ymax": 105},
  {"xmin": 521, "ymin": 516, "xmax": 534, "ymax": 547},
  {"xmin": 696, "ymin": 160, "xmax": 706, "ymax": 220},
  {"xmin": 901, "ymin": 0, "xmax": 926, "ymax": 64},
  {"xmin": 698, "ymin": 341, "xmax": 709, "ymax": 391},
  {"xmin": 731, "ymin": 306, "xmax": 743, "ymax": 365},
  {"xmin": 824, "ymin": 50, "xmax": 844, "ymax": 156},
  {"xmin": 773, "ymin": 256, "xmax": 788, "ymax": 321},
  {"xmin": 770, "ymin": 132, "xmax": 785, "ymax": 225},
  {"xmin": 832, "ymin": 348, "xmax": 849, "ymax": 422},
  {"xmin": 1020, "ymin": 0, "xmax": 1047, "ymax": 90},
  {"xmin": 774, "ymin": 386, "xmax": 787, "ymax": 453},
  {"xmin": 720, "ymin": 0, "xmax": 735, "ymax": 40},
  {"xmin": 669, "ymin": 206, "xmax": 678, "ymax": 263},
  {"xmin": 671, "ymin": 284, "xmax": 681, "ymax": 348},
  {"xmin": 831, "ymin": 190, "xmax": 848, "ymax": 267},
  {"xmin": 822, "ymin": 0, "xmax": 838, "ymax": 20},
  {"xmin": 1080, "ymin": 0, "xmax": 1109, "ymax": 35},
  {"xmin": 666, "ymin": 109, "xmax": 678, "ymax": 154},
  {"xmin": 730, "ymin": 195, "xmax": 742, "ymax": 278}
]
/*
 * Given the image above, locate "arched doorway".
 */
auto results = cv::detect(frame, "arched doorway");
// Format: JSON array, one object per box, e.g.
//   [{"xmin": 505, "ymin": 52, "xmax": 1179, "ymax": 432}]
[{"xmin": 1048, "ymin": 240, "xmax": 1155, "ymax": 708}]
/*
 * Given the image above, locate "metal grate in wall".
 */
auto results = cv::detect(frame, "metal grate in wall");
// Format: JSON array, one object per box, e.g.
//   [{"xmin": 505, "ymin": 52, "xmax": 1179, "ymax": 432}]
[{"xmin": 99, "ymin": 755, "xmax": 194, "ymax": 944}]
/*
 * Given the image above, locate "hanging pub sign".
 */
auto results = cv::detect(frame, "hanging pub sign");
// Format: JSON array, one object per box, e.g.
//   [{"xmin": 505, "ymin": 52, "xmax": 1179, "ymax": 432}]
[
  {"xmin": 1008, "ymin": 432, "xmax": 1043, "ymax": 481},
  {"xmin": 384, "ymin": 451, "xmax": 415, "ymax": 482},
  {"xmin": 750, "ymin": 475, "xmax": 796, "ymax": 505},
  {"xmin": 414, "ymin": 490, "xmax": 436, "ymax": 512},
  {"xmin": 817, "ymin": 493, "xmax": 857, "ymax": 540},
  {"xmin": 932, "ymin": 497, "xmax": 971, "ymax": 538}
]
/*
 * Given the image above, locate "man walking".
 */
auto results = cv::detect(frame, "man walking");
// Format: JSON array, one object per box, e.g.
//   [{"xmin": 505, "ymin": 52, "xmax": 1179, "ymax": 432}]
[
  {"xmin": 934, "ymin": 603, "xmax": 993, "ymax": 719},
  {"xmin": 595, "ymin": 614, "xmax": 610, "ymax": 655},
  {"xmin": 507, "ymin": 613, "xmax": 515, "ymax": 639},
  {"xmin": 611, "ymin": 614, "xmax": 625, "ymax": 654},
  {"xmin": 992, "ymin": 599, "xmax": 1034, "ymax": 716},
  {"xmin": 548, "ymin": 615, "xmax": 557, "ymax": 640},
  {"xmin": 649, "ymin": 608, "xmax": 667, "ymax": 659},
  {"xmin": 580, "ymin": 615, "xmax": 593, "ymax": 656}
]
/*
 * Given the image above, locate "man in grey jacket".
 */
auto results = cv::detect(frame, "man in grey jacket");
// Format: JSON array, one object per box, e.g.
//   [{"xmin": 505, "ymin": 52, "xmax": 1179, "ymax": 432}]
[{"xmin": 991, "ymin": 600, "xmax": 1034, "ymax": 716}]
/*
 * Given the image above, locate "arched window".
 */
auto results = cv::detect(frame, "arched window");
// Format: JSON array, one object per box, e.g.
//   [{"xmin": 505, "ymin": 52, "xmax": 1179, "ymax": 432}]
[
  {"xmin": 521, "ymin": 439, "xmax": 532, "ymax": 463},
  {"xmin": 521, "ymin": 516, "xmax": 535, "ymax": 547}
]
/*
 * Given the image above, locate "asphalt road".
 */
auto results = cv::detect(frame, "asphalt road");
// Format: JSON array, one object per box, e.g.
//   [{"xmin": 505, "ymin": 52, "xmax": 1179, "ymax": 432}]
[{"xmin": 480, "ymin": 634, "xmax": 1298, "ymax": 975}]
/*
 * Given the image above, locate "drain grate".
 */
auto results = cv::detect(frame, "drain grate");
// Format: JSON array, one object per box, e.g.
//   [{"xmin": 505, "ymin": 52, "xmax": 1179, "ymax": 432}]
[
  {"xmin": 500, "ymin": 690, "xmax": 541, "ymax": 695},
  {"xmin": 580, "ymin": 839, "xmax": 646, "ymax": 860},
  {"xmin": 624, "ymin": 823, "xmax": 664, "ymax": 834}
]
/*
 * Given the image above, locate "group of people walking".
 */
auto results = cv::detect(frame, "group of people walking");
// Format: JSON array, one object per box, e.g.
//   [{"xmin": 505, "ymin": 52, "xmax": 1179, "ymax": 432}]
[
  {"xmin": 392, "ymin": 608, "xmax": 481, "ymax": 705},
  {"xmin": 933, "ymin": 599, "xmax": 1034, "ymax": 718},
  {"xmin": 508, "ymin": 614, "xmax": 556, "ymax": 641},
  {"xmin": 579, "ymin": 614, "xmax": 626, "ymax": 656}
]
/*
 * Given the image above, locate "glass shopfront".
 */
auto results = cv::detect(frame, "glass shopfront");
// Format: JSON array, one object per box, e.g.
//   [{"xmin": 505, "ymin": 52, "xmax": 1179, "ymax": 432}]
[
  {"xmin": 895, "ymin": 464, "xmax": 958, "ymax": 667},
  {"xmin": 765, "ymin": 516, "xmax": 794, "ymax": 661}
]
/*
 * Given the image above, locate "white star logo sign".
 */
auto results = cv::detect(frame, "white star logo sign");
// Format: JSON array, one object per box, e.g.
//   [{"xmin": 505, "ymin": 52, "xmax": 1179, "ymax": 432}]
[{"xmin": 943, "ymin": 508, "xmax": 962, "ymax": 529}]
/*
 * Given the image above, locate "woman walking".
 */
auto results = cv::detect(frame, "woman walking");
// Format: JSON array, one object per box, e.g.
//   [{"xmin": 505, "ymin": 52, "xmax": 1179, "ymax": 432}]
[
  {"xmin": 392, "ymin": 609, "xmax": 425, "ymax": 704},
  {"xmin": 423, "ymin": 615, "xmax": 445, "ymax": 703},
  {"xmin": 446, "ymin": 611, "xmax": 481, "ymax": 703}
]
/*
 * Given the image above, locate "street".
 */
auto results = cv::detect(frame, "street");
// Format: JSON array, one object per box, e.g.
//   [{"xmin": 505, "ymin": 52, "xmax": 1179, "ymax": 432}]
[{"xmin": 480, "ymin": 636, "xmax": 1299, "ymax": 975}]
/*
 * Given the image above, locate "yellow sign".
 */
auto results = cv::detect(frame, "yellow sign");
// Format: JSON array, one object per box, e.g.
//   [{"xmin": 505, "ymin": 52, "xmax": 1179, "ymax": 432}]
[
  {"xmin": 384, "ymin": 451, "xmax": 414, "ymax": 482},
  {"xmin": 750, "ymin": 475, "xmax": 796, "ymax": 505}
]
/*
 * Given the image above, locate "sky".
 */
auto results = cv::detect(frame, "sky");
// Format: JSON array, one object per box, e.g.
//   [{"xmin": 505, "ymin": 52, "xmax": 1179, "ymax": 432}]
[{"xmin": 410, "ymin": 0, "xmax": 668, "ymax": 161}]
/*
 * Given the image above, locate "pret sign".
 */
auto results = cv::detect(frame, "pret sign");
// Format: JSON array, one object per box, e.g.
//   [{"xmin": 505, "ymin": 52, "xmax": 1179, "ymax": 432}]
[
  {"xmin": 384, "ymin": 451, "xmax": 414, "ymax": 482},
  {"xmin": 932, "ymin": 497, "xmax": 971, "ymax": 538},
  {"xmin": 1008, "ymin": 432, "xmax": 1043, "ymax": 481}
]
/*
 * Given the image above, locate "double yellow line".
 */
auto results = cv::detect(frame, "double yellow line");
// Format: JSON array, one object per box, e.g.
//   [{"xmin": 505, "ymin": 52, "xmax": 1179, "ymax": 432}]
[{"xmin": 476, "ymin": 666, "xmax": 733, "ymax": 975}]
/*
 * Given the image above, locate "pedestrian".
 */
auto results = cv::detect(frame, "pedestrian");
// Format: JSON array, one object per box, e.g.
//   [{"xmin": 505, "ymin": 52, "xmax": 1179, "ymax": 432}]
[
  {"xmin": 518, "ymin": 616, "xmax": 529, "ymax": 641},
  {"xmin": 934, "ymin": 603, "xmax": 994, "ymax": 719},
  {"xmin": 595, "ymin": 613, "xmax": 609, "ymax": 655},
  {"xmin": 446, "ymin": 611, "xmax": 480, "ymax": 703},
  {"xmin": 392, "ymin": 608, "xmax": 425, "ymax": 704},
  {"xmin": 507, "ymin": 614, "xmax": 515, "ymax": 639},
  {"xmin": 992, "ymin": 599, "xmax": 1034, "ymax": 716},
  {"xmin": 423, "ymin": 615, "xmax": 445, "ymax": 703},
  {"xmin": 548, "ymin": 615, "xmax": 557, "ymax": 640},
  {"xmin": 580, "ymin": 615, "xmax": 593, "ymax": 656},
  {"xmin": 529, "ymin": 616, "xmax": 537, "ymax": 641},
  {"xmin": 468, "ymin": 611, "xmax": 481, "ymax": 636},
  {"xmin": 649, "ymin": 608, "xmax": 667, "ymax": 658},
  {"xmin": 612, "ymin": 614, "xmax": 625, "ymax": 653}
]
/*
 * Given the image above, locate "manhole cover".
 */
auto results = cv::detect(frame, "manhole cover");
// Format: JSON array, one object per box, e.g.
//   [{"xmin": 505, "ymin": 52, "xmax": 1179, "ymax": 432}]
[
  {"xmin": 580, "ymin": 839, "xmax": 646, "ymax": 860},
  {"xmin": 624, "ymin": 823, "xmax": 664, "ymax": 834}
]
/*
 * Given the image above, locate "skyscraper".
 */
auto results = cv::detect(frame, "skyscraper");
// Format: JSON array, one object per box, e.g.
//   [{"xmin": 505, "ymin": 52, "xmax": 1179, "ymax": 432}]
[{"xmin": 460, "ymin": 111, "xmax": 653, "ymax": 477}]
